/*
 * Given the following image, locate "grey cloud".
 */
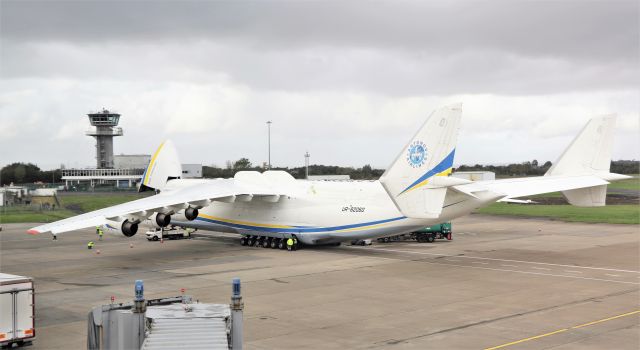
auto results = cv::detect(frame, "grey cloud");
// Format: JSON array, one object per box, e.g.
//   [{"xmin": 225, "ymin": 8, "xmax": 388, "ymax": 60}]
[{"xmin": 2, "ymin": 0, "xmax": 638, "ymax": 63}]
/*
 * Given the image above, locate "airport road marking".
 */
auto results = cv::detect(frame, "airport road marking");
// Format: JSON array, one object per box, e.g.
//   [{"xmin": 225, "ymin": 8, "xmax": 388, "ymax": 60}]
[
  {"xmin": 501, "ymin": 264, "xmax": 518, "ymax": 268},
  {"xmin": 472, "ymin": 261, "xmax": 489, "ymax": 265},
  {"xmin": 531, "ymin": 267, "xmax": 551, "ymax": 271},
  {"xmin": 341, "ymin": 247, "xmax": 640, "ymax": 284},
  {"xmin": 564, "ymin": 270, "xmax": 583, "ymax": 274},
  {"xmin": 485, "ymin": 310, "xmax": 640, "ymax": 350},
  {"xmin": 445, "ymin": 259, "xmax": 460, "ymax": 262},
  {"xmin": 363, "ymin": 247, "xmax": 640, "ymax": 273},
  {"xmin": 605, "ymin": 274, "xmax": 620, "ymax": 277},
  {"xmin": 484, "ymin": 328, "xmax": 570, "ymax": 350}
]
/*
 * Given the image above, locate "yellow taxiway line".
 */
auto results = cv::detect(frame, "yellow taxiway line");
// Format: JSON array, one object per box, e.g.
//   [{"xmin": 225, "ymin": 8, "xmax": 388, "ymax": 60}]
[{"xmin": 485, "ymin": 310, "xmax": 640, "ymax": 350}]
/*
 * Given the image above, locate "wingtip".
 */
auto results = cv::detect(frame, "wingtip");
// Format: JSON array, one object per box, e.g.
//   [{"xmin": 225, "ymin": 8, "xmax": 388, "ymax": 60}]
[{"xmin": 26, "ymin": 229, "xmax": 40, "ymax": 235}]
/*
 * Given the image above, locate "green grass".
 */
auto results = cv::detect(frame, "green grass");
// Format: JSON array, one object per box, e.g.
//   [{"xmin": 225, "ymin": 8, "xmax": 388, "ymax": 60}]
[
  {"xmin": 477, "ymin": 203, "xmax": 640, "ymax": 224},
  {"xmin": 59, "ymin": 193, "xmax": 148, "ymax": 212},
  {"xmin": 607, "ymin": 176, "xmax": 640, "ymax": 191},
  {"xmin": 0, "ymin": 193, "xmax": 149, "ymax": 224},
  {"xmin": 0, "ymin": 208, "xmax": 79, "ymax": 224}
]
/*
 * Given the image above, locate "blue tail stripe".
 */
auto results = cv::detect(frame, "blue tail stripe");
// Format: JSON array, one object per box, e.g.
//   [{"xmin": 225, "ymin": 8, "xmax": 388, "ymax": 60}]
[{"xmin": 400, "ymin": 149, "xmax": 456, "ymax": 194}]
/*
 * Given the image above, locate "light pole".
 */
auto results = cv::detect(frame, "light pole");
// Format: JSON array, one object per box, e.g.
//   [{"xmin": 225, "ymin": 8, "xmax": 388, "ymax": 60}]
[
  {"xmin": 304, "ymin": 151, "xmax": 310, "ymax": 179},
  {"xmin": 266, "ymin": 121, "xmax": 272, "ymax": 169}
]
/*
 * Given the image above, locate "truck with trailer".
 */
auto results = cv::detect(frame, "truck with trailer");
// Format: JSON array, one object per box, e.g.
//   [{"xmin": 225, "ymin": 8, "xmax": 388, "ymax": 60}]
[
  {"xmin": 377, "ymin": 222, "xmax": 452, "ymax": 243},
  {"xmin": 145, "ymin": 226, "xmax": 194, "ymax": 241},
  {"xmin": 0, "ymin": 274, "xmax": 35, "ymax": 348}
]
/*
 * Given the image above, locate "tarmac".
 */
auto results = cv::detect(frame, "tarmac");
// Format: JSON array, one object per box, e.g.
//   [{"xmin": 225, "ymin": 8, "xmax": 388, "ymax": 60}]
[{"xmin": 1, "ymin": 214, "xmax": 638, "ymax": 349}]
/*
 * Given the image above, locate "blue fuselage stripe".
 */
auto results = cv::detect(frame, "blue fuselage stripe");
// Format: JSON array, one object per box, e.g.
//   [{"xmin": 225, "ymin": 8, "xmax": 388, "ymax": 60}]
[{"xmin": 195, "ymin": 216, "xmax": 407, "ymax": 233}]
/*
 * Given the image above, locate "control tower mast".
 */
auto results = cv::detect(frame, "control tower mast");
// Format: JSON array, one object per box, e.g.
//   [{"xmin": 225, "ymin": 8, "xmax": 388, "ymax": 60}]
[{"xmin": 86, "ymin": 109, "xmax": 123, "ymax": 168}]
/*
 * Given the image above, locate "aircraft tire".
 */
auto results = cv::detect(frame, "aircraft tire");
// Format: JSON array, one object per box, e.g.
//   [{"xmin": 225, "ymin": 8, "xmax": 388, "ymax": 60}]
[
  {"xmin": 241, "ymin": 237, "xmax": 248, "ymax": 246},
  {"xmin": 249, "ymin": 237, "xmax": 257, "ymax": 246},
  {"xmin": 263, "ymin": 238, "xmax": 272, "ymax": 248},
  {"xmin": 271, "ymin": 239, "xmax": 279, "ymax": 248},
  {"xmin": 278, "ymin": 240, "xmax": 285, "ymax": 249}
]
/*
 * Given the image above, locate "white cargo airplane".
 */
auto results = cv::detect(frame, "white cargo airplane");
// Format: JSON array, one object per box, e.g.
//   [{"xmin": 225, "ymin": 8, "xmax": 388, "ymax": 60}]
[{"xmin": 29, "ymin": 104, "xmax": 629, "ymax": 247}]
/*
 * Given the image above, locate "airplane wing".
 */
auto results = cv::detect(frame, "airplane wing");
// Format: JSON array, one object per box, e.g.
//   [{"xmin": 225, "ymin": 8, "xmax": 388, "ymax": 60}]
[{"xmin": 27, "ymin": 178, "xmax": 289, "ymax": 235}]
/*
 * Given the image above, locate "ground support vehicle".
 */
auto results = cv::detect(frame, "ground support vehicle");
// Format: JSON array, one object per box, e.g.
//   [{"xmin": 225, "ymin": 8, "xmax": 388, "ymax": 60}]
[
  {"xmin": 377, "ymin": 222, "xmax": 452, "ymax": 243},
  {"xmin": 0, "ymin": 274, "xmax": 35, "ymax": 348},
  {"xmin": 146, "ymin": 227, "xmax": 194, "ymax": 241},
  {"xmin": 350, "ymin": 239, "xmax": 373, "ymax": 246}
]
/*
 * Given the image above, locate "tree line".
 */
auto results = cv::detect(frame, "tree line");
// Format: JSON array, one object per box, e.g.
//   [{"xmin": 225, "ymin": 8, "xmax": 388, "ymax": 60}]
[
  {"xmin": 1, "ymin": 159, "xmax": 637, "ymax": 186},
  {"xmin": 203, "ymin": 158, "xmax": 639, "ymax": 180},
  {"xmin": 0, "ymin": 163, "xmax": 61, "ymax": 186}
]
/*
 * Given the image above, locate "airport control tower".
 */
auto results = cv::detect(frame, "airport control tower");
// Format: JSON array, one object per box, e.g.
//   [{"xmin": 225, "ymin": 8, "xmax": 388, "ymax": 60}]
[{"xmin": 86, "ymin": 109, "xmax": 123, "ymax": 168}]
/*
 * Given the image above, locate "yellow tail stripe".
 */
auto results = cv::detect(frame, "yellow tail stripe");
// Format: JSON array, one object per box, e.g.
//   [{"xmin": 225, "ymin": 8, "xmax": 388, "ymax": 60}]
[{"xmin": 143, "ymin": 141, "xmax": 166, "ymax": 185}]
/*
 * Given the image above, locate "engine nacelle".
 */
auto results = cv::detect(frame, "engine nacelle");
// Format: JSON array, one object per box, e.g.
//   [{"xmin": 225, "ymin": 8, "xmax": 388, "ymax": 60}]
[
  {"xmin": 155, "ymin": 213, "xmax": 171, "ymax": 227},
  {"xmin": 104, "ymin": 219, "xmax": 139, "ymax": 237},
  {"xmin": 184, "ymin": 207, "xmax": 199, "ymax": 221},
  {"xmin": 122, "ymin": 220, "xmax": 139, "ymax": 237}
]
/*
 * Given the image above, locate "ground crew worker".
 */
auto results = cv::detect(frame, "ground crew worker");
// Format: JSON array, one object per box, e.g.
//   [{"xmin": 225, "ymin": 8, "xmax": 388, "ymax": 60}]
[
  {"xmin": 98, "ymin": 228, "xmax": 104, "ymax": 241},
  {"xmin": 286, "ymin": 237, "xmax": 294, "ymax": 251},
  {"xmin": 95, "ymin": 226, "xmax": 100, "ymax": 235},
  {"xmin": 87, "ymin": 241, "xmax": 95, "ymax": 250}
]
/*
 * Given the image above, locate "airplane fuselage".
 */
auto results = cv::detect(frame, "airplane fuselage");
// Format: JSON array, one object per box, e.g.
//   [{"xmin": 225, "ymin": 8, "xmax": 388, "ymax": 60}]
[{"xmin": 171, "ymin": 178, "xmax": 496, "ymax": 245}]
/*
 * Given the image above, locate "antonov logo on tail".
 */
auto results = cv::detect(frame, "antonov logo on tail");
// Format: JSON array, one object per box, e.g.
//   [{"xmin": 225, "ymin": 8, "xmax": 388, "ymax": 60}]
[{"xmin": 407, "ymin": 140, "xmax": 427, "ymax": 168}]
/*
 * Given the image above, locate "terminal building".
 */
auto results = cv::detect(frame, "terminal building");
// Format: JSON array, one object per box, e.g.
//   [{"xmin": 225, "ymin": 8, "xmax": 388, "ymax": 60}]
[{"xmin": 62, "ymin": 109, "xmax": 201, "ymax": 190}]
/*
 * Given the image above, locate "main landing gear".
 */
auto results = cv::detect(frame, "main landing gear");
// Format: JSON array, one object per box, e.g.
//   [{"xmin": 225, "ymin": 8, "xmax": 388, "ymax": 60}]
[{"xmin": 241, "ymin": 235, "xmax": 290, "ymax": 250}]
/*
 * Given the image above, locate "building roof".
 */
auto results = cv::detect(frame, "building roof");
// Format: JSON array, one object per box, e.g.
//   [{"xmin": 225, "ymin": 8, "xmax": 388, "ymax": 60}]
[{"xmin": 142, "ymin": 303, "xmax": 230, "ymax": 350}]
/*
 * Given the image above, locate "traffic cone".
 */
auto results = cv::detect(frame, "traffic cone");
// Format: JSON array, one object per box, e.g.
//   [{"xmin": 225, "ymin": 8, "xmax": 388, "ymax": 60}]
[
  {"xmin": 96, "ymin": 249, "xmax": 101, "ymax": 255},
  {"xmin": 129, "ymin": 243, "xmax": 134, "ymax": 248}
]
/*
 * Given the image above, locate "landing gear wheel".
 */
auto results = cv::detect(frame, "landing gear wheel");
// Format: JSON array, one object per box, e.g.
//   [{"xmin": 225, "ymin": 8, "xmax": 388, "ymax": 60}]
[
  {"xmin": 271, "ymin": 238, "xmax": 279, "ymax": 248},
  {"xmin": 426, "ymin": 233, "xmax": 436, "ymax": 243},
  {"xmin": 263, "ymin": 238, "xmax": 272, "ymax": 248},
  {"xmin": 241, "ymin": 237, "xmax": 248, "ymax": 246},
  {"xmin": 278, "ymin": 240, "xmax": 286, "ymax": 249},
  {"xmin": 249, "ymin": 237, "xmax": 257, "ymax": 246}
]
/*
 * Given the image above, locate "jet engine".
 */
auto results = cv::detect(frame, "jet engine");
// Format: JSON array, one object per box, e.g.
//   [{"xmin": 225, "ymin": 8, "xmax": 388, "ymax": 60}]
[
  {"xmin": 184, "ymin": 207, "xmax": 199, "ymax": 221},
  {"xmin": 170, "ymin": 207, "xmax": 200, "ymax": 222},
  {"xmin": 105, "ymin": 218, "xmax": 140, "ymax": 237},
  {"xmin": 155, "ymin": 213, "xmax": 171, "ymax": 227},
  {"xmin": 121, "ymin": 220, "xmax": 139, "ymax": 237}
]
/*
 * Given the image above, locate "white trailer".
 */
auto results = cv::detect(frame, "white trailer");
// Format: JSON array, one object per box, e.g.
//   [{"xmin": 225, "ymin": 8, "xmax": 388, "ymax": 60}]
[
  {"xmin": 0, "ymin": 274, "xmax": 35, "ymax": 347},
  {"xmin": 145, "ymin": 227, "xmax": 193, "ymax": 241}
]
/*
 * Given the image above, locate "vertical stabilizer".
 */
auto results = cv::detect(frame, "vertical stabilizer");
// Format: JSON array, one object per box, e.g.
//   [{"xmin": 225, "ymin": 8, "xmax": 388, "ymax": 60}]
[
  {"xmin": 139, "ymin": 140, "xmax": 182, "ymax": 192},
  {"xmin": 546, "ymin": 115, "xmax": 616, "ymax": 206},
  {"xmin": 546, "ymin": 115, "xmax": 616, "ymax": 176},
  {"xmin": 380, "ymin": 104, "xmax": 462, "ymax": 218}
]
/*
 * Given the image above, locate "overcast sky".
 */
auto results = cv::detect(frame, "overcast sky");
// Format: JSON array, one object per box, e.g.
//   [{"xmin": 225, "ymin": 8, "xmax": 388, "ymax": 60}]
[{"xmin": 1, "ymin": 0, "xmax": 638, "ymax": 170}]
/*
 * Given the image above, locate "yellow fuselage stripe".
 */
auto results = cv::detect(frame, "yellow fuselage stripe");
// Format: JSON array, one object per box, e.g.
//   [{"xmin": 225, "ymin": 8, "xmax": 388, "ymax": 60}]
[{"xmin": 199, "ymin": 213, "xmax": 295, "ymax": 229}]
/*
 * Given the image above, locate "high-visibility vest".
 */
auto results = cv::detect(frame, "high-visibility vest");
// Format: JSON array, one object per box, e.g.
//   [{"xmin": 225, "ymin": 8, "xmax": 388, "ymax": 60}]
[
  {"xmin": 287, "ymin": 238, "xmax": 293, "ymax": 246},
  {"xmin": 99, "ymin": 230, "xmax": 103, "ymax": 235}
]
